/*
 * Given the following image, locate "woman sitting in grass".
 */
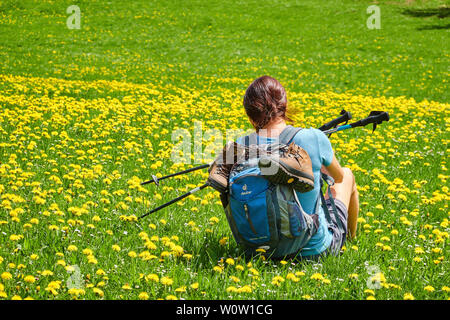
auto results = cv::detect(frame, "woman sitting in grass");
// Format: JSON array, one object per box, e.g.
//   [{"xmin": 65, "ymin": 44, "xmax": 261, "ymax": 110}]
[
  {"xmin": 209, "ymin": 75, "xmax": 360, "ymax": 259},
  {"xmin": 243, "ymin": 76, "xmax": 359, "ymax": 258}
]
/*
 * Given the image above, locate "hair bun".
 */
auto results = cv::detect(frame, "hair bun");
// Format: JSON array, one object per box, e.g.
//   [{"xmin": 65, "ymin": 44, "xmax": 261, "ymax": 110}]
[{"xmin": 243, "ymin": 76, "xmax": 288, "ymax": 130}]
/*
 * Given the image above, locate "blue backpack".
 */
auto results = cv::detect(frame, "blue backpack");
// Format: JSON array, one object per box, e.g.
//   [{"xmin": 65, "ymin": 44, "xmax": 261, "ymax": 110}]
[{"xmin": 221, "ymin": 126, "xmax": 340, "ymax": 259}]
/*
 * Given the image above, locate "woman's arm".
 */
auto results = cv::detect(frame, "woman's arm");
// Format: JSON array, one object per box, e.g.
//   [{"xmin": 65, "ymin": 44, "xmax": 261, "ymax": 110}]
[{"xmin": 321, "ymin": 154, "xmax": 344, "ymax": 183}]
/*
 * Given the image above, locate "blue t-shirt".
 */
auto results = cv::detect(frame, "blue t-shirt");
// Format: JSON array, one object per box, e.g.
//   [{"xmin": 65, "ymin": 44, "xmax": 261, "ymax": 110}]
[{"xmin": 237, "ymin": 127, "xmax": 334, "ymax": 256}]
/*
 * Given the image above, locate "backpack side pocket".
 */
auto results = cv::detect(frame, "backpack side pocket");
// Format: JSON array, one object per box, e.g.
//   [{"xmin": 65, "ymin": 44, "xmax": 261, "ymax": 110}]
[{"xmin": 275, "ymin": 185, "xmax": 318, "ymax": 242}]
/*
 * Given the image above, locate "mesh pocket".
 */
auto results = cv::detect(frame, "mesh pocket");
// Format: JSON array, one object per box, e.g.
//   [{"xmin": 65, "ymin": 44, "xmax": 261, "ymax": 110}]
[
  {"xmin": 276, "ymin": 185, "xmax": 317, "ymax": 240},
  {"xmin": 277, "ymin": 197, "xmax": 308, "ymax": 239}
]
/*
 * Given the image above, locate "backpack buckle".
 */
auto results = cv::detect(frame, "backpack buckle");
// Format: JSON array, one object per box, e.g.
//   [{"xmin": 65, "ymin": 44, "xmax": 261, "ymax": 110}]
[{"xmin": 321, "ymin": 172, "xmax": 335, "ymax": 186}]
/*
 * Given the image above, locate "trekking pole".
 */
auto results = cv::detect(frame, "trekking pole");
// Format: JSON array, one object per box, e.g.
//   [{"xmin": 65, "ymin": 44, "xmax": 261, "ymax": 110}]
[
  {"xmin": 321, "ymin": 111, "xmax": 389, "ymax": 135},
  {"xmin": 140, "ymin": 163, "xmax": 211, "ymax": 186},
  {"xmin": 138, "ymin": 183, "xmax": 209, "ymax": 219},
  {"xmin": 137, "ymin": 110, "xmax": 375, "ymax": 219}
]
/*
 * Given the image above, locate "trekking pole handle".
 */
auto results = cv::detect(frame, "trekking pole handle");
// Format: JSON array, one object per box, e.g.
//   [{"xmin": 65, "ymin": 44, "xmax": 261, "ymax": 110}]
[
  {"xmin": 350, "ymin": 111, "xmax": 389, "ymax": 128},
  {"xmin": 318, "ymin": 110, "xmax": 352, "ymax": 132}
]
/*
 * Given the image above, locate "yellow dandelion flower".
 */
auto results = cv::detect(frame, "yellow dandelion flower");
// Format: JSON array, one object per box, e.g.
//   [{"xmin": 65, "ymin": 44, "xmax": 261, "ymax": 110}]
[
  {"xmin": 226, "ymin": 286, "xmax": 238, "ymax": 293},
  {"xmin": 310, "ymin": 273, "xmax": 324, "ymax": 281},
  {"xmin": 286, "ymin": 273, "xmax": 300, "ymax": 282},
  {"xmin": 160, "ymin": 277, "xmax": 173, "ymax": 286},
  {"xmin": 1, "ymin": 272, "xmax": 12, "ymax": 280},
  {"xmin": 68, "ymin": 288, "xmax": 85, "ymax": 296},
  {"xmin": 237, "ymin": 285, "xmax": 252, "ymax": 293},
  {"xmin": 171, "ymin": 245, "xmax": 184, "ymax": 256},
  {"xmin": 96, "ymin": 269, "xmax": 106, "ymax": 276},
  {"xmin": 41, "ymin": 270, "xmax": 54, "ymax": 276},
  {"xmin": 160, "ymin": 251, "xmax": 171, "ymax": 258},
  {"xmin": 249, "ymin": 268, "xmax": 259, "ymax": 276},
  {"xmin": 403, "ymin": 293, "xmax": 415, "ymax": 300},
  {"xmin": 213, "ymin": 266, "xmax": 224, "ymax": 273},
  {"xmin": 209, "ymin": 216, "xmax": 219, "ymax": 224},
  {"xmin": 145, "ymin": 274, "xmax": 159, "ymax": 282},
  {"xmin": 87, "ymin": 256, "xmax": 98, "ymax": 264},
  {"xmin": 424, "ymin": 285, "xmax": 435, "ymax": 292},
  {"xmin": 93, "ymin": 287, "xmax": 104, "ymax": 297},
  {"xmin": 219, "ymin": 237, "xmax": 228, "ymax": 246},
  {"xmin": 235, "ymin": 265, "xmax": 244, "ymax": 271},
  {"xmin": 82, "ymin": 248, "xmax": 93, "ymax": 255},
  {"xmin": 190, "ymin": 282, "xmax": 199, "ymax": 289},
  {"xmin": 139, "ymin": 292, "xmax": 149, "ymax": 300},
  {"xmin": 271, "ymin": 275, "xmax": 285, "ymax": 286},
  {"xmin": 364, "ymin": 289, "xmax": 375, "ymax": 295},
  {"xmin": 183, "ymin": 253, "xmax": 193, "ymax": 260},
  {"xmin": 145, "ymin": 241, "xmax": 157, "ymax": 250},
  {"xmin": 67, "ymin": 245, "xmax": 78, "ymax": 252}
]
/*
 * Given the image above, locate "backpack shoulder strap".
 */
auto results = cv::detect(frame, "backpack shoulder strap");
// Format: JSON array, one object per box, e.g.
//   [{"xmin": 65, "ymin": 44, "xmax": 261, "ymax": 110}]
[
  {"xmin": 278, "ymin": 125, "xmax": 302, "ymax": 145},
  {"xmin": 319, "ymin": 173, "xmax": 346, "ymax": 232},
  {"xmin": 243, "ymin": 132, "xmax": 258, "ymax": 147}
]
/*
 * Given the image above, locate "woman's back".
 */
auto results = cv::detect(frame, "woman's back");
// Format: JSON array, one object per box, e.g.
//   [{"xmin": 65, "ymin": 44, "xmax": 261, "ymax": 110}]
[{"xmin": 291, "ymin": 128, "xmax": 334, "ymax": 256}]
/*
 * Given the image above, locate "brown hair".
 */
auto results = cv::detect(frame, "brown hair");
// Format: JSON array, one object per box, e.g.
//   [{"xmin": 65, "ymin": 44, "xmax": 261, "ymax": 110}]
[{"xmin": 243, "ymin": 75, "xmax": 289, "ymax": 131}]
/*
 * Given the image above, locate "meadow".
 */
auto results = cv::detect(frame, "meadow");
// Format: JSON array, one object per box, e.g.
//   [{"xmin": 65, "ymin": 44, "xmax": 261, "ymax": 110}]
[{"xmin": 0, "ymin": 0, "xmax": 448, "ymax": 300}]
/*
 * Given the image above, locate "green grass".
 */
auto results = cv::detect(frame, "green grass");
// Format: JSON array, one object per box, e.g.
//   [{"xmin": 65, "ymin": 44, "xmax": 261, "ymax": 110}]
[{"xmin": 0, "ymin": 0, "xmax": 448, "ymax": 300}]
